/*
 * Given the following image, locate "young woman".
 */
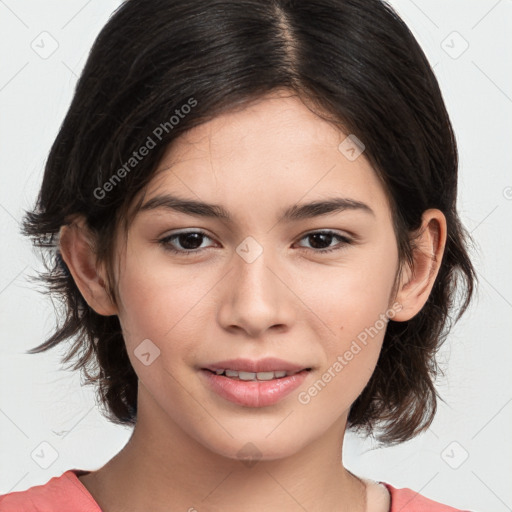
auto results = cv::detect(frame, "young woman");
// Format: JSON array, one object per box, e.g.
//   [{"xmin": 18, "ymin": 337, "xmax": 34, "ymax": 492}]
[{"xmin": 0, "ymin": 0, "xmax": 476, "ymax": 510}]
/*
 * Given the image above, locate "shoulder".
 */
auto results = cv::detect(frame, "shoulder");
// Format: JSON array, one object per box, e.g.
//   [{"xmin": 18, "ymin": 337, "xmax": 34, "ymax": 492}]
[
  {"xmin": 382, "ymin": 482, "xmax": 473, "ymax": 512},
  {"xmin": 0, "ymin": 469, "xmax": 101, "ymax": 512}
]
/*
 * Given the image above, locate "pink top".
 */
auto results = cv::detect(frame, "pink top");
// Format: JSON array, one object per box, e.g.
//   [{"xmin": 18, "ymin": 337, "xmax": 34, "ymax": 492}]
[{"xmin": 0, "ymin": 469, "xmax": 470, "ymax": 511}]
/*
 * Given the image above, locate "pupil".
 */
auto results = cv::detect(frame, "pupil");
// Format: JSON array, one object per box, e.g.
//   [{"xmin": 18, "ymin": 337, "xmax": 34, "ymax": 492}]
[
  {"xmin": 180, "ymin": 233, "xmax": 203, "ymax": 249},
  {"xmin": 309, "ymin": 233, "xmax": 332, "ymax": 249}
]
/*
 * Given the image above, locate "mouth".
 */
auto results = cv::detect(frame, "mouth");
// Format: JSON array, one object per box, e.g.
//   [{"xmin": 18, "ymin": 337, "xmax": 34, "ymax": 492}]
[
  {"xmin": 203, "ymin": 368, "xmax": 311, "ymax": 381},
  {"xmin": 199, "ymin": 359, "xmax": 312, "ymax": 407}
]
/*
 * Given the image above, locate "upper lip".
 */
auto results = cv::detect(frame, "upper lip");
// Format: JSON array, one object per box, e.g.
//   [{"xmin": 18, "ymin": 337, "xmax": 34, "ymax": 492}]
[{"xmin": 203, "ymin": 358, "xmax": 310, "ymax": 373}]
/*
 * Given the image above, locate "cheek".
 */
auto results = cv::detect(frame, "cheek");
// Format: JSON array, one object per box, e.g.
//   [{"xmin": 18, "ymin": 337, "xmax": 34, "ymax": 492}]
[
  {"xmin": 115, "ymin": 253, "xmax": 211, "ymax": 359},
  {"xmin": 296, "ymin": 247, "xmax": 397, "ymax": 406},
  {"xmin": 296, "ymin": 283, "xmax": 390, "ymax": 424},
  {"xmin": 303, "ymin": 253, "xmax": 397, "ymax": 342}
]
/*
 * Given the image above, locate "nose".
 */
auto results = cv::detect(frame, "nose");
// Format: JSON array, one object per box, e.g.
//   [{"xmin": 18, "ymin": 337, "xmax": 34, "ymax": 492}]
[{"xmin": 217, "ymin": 244, "xmax": 296, "ymax": 338}]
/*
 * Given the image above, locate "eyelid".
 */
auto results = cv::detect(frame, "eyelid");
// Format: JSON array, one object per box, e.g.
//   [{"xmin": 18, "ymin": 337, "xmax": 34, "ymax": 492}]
[
  {"xmin": 158, "ymin": 229, "xmax": 217, "ymax": 255},
  {"xmin": 159, "ymin": 228, "xmax": 215, "ymax": 244},
  {"xmin": 294, "ymin": 230, "xmax": 353, "ymax": 253}
]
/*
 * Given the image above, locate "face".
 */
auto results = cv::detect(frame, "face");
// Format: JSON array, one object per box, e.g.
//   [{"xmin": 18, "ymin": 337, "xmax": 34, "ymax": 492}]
[{"xmin": 112, "ymin": 90, "xmax": 401, "ymax": 461}]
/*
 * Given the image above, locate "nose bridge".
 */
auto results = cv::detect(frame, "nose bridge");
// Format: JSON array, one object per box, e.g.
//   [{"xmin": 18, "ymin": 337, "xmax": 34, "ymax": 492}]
[
  {"xmin": 236, "ymin": 240, "xmax": 275, "ymax": 296},
  {"xmin": 219, "ymin": 235, "xmax": 293, "ymax": 336}
]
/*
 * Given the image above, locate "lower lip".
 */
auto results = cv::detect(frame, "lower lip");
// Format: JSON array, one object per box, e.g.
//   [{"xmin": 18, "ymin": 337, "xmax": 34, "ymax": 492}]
[{"xmin": 200, "ymin": 369, "xmax": 310, "ymax": 407}]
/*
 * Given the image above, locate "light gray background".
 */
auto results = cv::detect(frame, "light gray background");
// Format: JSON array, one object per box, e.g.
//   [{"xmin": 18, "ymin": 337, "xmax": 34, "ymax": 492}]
[{"xmin": 1, "ymin": 1, "xmax": 511, "ymax": 510}]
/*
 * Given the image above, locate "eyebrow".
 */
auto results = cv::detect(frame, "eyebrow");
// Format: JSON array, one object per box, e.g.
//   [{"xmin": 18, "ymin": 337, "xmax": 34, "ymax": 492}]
[{"xmin": 139, "ymin": 193, "xmax": 375, "ymax": 222}]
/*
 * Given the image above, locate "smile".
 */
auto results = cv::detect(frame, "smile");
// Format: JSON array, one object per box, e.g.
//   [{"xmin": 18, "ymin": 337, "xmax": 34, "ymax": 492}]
[
  {"xmin": 200, "ymin": 367, "xmax": 311, "ymax": 407},
  {"xmin": 209, "ymin": 369, "xmax": 303, "ymax": 381}
]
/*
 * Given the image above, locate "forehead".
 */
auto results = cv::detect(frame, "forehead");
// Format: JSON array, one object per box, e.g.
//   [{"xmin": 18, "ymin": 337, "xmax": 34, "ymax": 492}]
[{"xmin": 141, "ymin": 92, "xmax": 391, "ymax": 223}]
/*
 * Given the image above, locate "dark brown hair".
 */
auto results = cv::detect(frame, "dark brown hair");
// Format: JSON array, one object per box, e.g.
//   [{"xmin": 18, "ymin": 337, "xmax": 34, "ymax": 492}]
[{"xmin": 21, "ymin": 0, "xmax": 476, "ymax": 444}]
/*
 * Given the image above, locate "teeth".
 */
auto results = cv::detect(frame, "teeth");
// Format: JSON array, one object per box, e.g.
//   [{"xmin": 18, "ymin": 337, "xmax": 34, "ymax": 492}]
[
  {"xmin": 254, "ymin": 371, "xmax": 274, "ymax": 381},
  {"xmin": 212, "ymin": 369, "xmax": 298, "ymax": 381},
  {"xmin": 238, "ymin": 371, "xmax": 256, "ymax": 381}
]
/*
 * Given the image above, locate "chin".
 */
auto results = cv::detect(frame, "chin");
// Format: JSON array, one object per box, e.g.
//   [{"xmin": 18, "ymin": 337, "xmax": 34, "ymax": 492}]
[{"xmin": 196, "ymin": 424, "xmax": 313, "ymax": 464}]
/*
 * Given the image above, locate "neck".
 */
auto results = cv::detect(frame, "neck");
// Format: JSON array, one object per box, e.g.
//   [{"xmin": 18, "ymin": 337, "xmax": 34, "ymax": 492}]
[{"xmin": 80, "ymin": 387, "xmax": 366, "ymax": 512}]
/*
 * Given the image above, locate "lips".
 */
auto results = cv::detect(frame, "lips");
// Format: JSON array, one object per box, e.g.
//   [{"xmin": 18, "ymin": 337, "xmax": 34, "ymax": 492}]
[{"xmin": 200, "ymin": 358, "xmax": 312, "ymax": 407}]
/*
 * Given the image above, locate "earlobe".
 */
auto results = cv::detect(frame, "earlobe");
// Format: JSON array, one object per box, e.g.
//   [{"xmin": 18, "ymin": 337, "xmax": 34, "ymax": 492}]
[
  {"xmin": 392, "ymin": 209, "xmax": 447, "ymax": 322},
  {"xmin": 58, "ymin": 217, "xmax": 118, "ymax": 317}
]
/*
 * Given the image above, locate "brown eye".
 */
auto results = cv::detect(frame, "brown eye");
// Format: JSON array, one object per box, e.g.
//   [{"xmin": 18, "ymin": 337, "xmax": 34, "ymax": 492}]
[
  {"xmin": 297, "ymin": 231, "xmax": 352, "ymax": 254},
  {"xmin": 159, "ymin": 230, "xmax": 215, "ymax": 255}
]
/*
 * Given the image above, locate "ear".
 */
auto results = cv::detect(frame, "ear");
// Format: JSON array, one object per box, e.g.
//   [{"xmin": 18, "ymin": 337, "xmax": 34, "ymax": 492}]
[
  {"xmin": 392, "ymin": 209, "xmax": 447, "ymax": 322},
  {"xmin": 58, "ymin": 216, "xmax": 118, "ymax": 316}
]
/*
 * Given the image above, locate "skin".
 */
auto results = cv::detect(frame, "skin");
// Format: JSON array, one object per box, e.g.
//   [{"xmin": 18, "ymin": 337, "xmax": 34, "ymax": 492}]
[{"xmin": 59, "ymin": 89, "xmax": 446, "ymax": 512}]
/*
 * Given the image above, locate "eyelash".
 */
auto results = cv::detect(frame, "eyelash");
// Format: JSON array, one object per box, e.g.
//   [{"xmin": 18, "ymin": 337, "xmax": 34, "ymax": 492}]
[{"xmin": 158, "ymin": 229, "xmax": 353, "ymax": 256}]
